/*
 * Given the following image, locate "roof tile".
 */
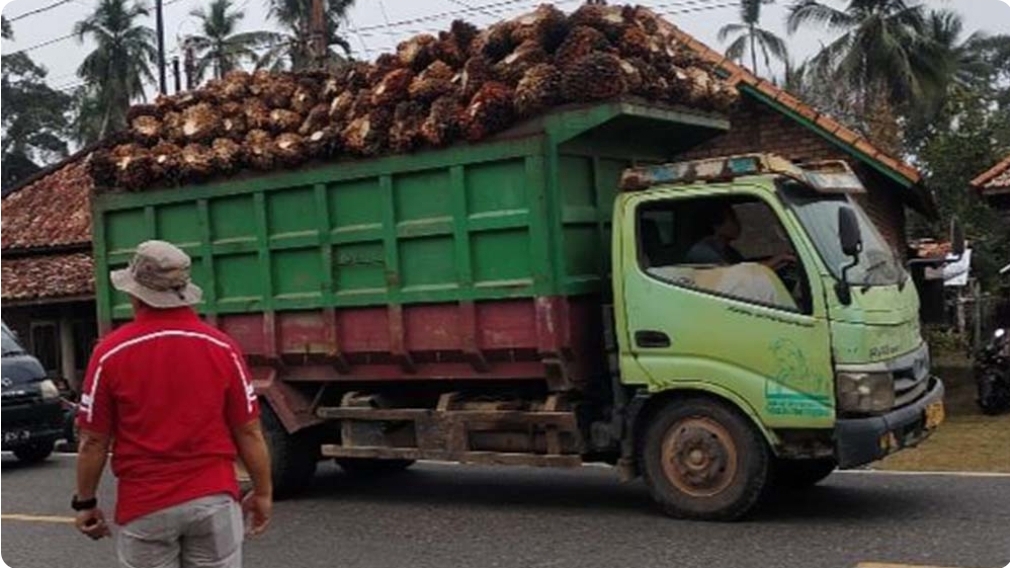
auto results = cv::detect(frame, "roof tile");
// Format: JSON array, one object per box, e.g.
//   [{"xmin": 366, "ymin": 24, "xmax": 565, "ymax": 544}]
[
  {"xmin": 971, "ymin": 155, "xmax": 1010, "ymax": 192},
  {"xmin": 659, "ymin": 13, "xmax": 921, "ymax": 186},
  {"xmin": 1, "ymin": 253, "xmax": 95, "ymax": 301},
  {"xmin": 1, "ymin": 160, "xmax": 93, "ymax": 251}
]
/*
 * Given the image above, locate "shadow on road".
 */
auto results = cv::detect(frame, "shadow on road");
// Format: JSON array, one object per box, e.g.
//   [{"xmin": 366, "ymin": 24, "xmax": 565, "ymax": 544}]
[{"xmin": 294, "ymin": 464, "xmax": 949, "ymax": 523}]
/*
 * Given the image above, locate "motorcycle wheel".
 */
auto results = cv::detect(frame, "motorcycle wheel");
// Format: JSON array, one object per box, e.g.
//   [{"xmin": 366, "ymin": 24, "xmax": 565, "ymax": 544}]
[{"xmin": 977, "ymin": 371, "xmax": 1010, "ymax": 415}]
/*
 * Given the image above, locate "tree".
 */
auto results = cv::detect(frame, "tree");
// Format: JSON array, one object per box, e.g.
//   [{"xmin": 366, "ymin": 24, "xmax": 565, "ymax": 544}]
[
  {"xmin": 913, "ymin": 87, "xmax": 1010, "ymax": 289},
  {"xmin": 786, "ymin": 0, "xmax": 940, "ymax": 118},
  {"xmin": 259, "ymin": 0, "xmax": 355, "ymax": 71},
  {"xmin": 718, "ymin": 0, "xmax": 788, "ymax": 77},
  {"xmin": 1, "ymin": 16, "xmax": 73, "ymax": 188},
  {"xmin": 73, "ymin": 0, "xmax": 157, "ymax": 143},
  {"xmin": 187, "ymin": 0, "xmax": 278, "ymax": 83}
]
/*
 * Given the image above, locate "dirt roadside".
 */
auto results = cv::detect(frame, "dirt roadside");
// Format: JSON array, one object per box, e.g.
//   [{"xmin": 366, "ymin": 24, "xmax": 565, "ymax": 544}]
[{"xmin": 877, "ymin": 356, "xmax": 1010, "ymax": 473}]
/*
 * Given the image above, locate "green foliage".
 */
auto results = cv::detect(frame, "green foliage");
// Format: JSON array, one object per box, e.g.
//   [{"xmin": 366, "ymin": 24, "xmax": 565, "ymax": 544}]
[
  {"xmin": 718, "ymin": 0, "xmax": 788, "ymax": 77},
  {"xmin": 911, "ymin": 88, "xmax": 1010, "ymax": 290},
  {"xmin": 1, "ymin": 16, "xmax": 73, "ymax": 188},
  {"xmin": 259, "ymin": 0, "xmax": 355, "ymax": 71},
  {"xmin": 188, "ymin": 0, "xmax": 279, "ymax": 83},
  {"xmin": 923, "ymin": 324, "xmax": 968, "ymax": 357},
  {"xmin": 73, "ymin": 0, "xmax": 157, "ymax": 144}
]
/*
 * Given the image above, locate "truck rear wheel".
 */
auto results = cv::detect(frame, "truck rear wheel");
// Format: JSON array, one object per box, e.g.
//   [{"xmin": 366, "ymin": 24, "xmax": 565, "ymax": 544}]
[
  {"xmin": 773, "ymin": 458, "xmax": 836, "ymax": 489},
  {"xmin": 261, "ymin": 405, "xmax": 318, "ymax": 499},
  {"xmin": 13, "ymin": 439, "xmax": 54, "ymax": 464},
  {"xmin": 335, "ymin": 458, "xmax": 416, "ymax": 476},
  {"xmin": 640, "ymin": 398, "xmax": 769, "ymax": 521}
]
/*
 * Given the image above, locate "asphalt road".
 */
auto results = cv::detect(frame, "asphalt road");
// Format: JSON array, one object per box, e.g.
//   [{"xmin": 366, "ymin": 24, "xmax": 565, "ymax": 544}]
[{"xmin": 2, "ymin": 454, "xmax": 1009, "ymax": 568}]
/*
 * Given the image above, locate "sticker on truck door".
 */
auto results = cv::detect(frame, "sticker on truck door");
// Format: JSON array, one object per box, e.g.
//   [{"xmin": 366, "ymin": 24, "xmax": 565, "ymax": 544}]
[{"xmin": 764, "ymin": 339, "xmax": 832, "ymax": 417}]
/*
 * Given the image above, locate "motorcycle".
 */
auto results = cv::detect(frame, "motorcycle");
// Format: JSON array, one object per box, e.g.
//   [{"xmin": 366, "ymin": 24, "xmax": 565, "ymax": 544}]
[{"xmin": 976, "ymin": 328, "xmax": 1010, "ymax": 415}]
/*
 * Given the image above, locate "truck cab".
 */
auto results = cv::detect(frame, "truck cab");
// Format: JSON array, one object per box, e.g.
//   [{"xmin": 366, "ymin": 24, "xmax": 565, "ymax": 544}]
[
  {"xmin": 613, "ymin": 155, "xmax": 945, "ymax": 518},
  {"xmin": 2, "ymin": 321, "xmax": 65, "ymax": 463}
]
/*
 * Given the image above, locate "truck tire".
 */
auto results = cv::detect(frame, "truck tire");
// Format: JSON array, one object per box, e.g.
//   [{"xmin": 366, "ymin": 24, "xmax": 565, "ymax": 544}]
[
  {"xmin": 640, "ymin": 398, "xmax": 769, "ymax": 521},
  {"xmin": 261, "ymin": 405, "xmax": 318, "ymax": 499},
  {"xmin": 335, "ymin": 458, "xmax": 416, "ymax": 477},
  {"xmin": 772, "ymin": 458, "xmax": 836, "ymax": 489},
  {"xmin": 13, "ymin": 439, "xmax": 54, "ymax": 464}
]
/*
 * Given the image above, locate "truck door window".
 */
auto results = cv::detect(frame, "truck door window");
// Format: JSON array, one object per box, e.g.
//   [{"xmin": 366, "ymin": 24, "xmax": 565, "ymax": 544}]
[{"xmin": 637, "ymin": 195, "xmax": 810, "ymax": 314}]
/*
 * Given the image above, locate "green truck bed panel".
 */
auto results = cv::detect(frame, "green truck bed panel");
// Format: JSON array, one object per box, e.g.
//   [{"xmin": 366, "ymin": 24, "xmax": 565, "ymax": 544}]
[{"xmin": 94, "ymin": 102, "xmax": 728, "ymax": 324}]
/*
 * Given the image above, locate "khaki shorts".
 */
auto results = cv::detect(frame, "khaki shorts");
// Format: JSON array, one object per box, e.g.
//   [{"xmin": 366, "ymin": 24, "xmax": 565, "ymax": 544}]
[{"xmin": 117, "ymin": 494, "xmax": 243, "ymax": 568}]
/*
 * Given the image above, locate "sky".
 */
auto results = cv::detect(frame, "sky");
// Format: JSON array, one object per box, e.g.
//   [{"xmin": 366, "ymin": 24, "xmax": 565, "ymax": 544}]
[{"xmin": 0, "ymin": 0, "xmax": 1009, "ymax": 98}]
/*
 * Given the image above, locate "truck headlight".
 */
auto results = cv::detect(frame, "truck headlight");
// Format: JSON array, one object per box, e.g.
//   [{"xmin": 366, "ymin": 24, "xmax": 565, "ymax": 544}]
[
  {"xmin": 39, "ymin": 379, "xmax": 60, "ymax": 401},
  {"xmin": 836, "ymin": 372, "xmax": 894, "ymax": 414}
]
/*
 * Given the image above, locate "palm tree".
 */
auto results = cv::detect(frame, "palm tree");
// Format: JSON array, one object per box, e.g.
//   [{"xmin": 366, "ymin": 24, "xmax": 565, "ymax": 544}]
[
  {"xmin": 786, "ymin": 0, "xmax": 937, "ymax": 113},
  {"xmin": 188, "ymin": 0, "xmax": 278, "ymax": 83},
  {"xmin": 718, "ymin": 0, "xmax": 788, "ymax": 76},
  {"xmin": 259, "ymin": 0, "xmax": 355, "ymax": 71},
  {"xmin": 73, "ymin": 0, "xmax": 157, "ymax": 141},
  {"xmin": 914, "ymin": 11, "xmax": 990, "ymax": 102}
]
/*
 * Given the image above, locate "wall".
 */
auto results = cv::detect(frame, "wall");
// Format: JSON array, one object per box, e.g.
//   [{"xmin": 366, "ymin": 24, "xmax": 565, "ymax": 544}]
[
  {"xmin": 2, "ymin": 301, "xmax": 97, "ymax": 390},
  {"xmin": 678, "ymin": 96, "xmax": 909, "ymax": 254}
]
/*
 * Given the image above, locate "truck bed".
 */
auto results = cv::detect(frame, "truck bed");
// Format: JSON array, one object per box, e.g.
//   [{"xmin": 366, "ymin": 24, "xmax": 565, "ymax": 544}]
[{"xmin": 93, "ymin": 101, "xmax": 728, "ymax": 392}]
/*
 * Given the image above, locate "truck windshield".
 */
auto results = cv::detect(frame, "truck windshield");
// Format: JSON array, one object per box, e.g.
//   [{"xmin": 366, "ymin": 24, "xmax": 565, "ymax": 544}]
[
  {"xmin": 780, "ymin": 181, "xmax": 906, "ymax": 287},
  {"xmin": 2, "ymin": 323, "xmax": 27, "ymax": 356}
]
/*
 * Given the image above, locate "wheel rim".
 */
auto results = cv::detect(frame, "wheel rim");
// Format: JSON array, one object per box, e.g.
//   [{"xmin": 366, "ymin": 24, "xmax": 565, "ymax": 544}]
[{"xmin": 660, "ymin": 416, "xmax": 738, "ymax": 497}]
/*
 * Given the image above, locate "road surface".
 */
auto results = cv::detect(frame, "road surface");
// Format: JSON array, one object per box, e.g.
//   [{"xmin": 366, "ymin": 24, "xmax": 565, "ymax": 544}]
[{"xmin": 2, "ymin": 454, "xmax": 1009, "ymax": 568}]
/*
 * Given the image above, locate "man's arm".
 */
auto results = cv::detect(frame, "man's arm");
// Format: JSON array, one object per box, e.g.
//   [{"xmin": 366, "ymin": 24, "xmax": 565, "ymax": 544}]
[
  {"xmin": 74, "ymin": 429, "xmax": 112, "ymax": 539},
  {"xmin": 76, "ymin": 429, "xmax": 110, "ymax": 500},
  {"xmin": 232, "ymin": 419, "xmax": 272, "ymax": 536}
]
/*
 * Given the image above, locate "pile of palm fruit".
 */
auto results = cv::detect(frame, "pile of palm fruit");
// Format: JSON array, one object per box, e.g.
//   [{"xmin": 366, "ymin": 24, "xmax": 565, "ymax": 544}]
[{"xmin": 91, "ymin": 3, "xmax": 738, "ymax": 191}]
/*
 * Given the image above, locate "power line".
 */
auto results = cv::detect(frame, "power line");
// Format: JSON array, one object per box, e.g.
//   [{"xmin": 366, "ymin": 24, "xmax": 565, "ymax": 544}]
[
  {"xmin": 6, "ymin": 0, "xmax": 75, "ymax": 22},
  {"xmin": 4, "ymin": 32, "xmax": 77, "ymax": 56}
]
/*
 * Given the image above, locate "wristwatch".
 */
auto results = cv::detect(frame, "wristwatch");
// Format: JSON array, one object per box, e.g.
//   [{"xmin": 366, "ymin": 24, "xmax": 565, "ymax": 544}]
[{"xmin": 71, "ymin": 495, "xmax": 97, "ymax": 511}]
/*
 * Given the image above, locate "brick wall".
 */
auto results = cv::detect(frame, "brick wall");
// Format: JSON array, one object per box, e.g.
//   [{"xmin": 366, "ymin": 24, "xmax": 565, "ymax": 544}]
[{"xmin": 680, "ymin": 96, "xmax": 908, "ymax": 254}]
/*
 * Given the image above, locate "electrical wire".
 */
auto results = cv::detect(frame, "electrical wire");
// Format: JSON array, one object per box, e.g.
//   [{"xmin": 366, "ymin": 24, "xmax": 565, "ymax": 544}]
[{"xmin": 6, "ymin": 0, "xmax": 76, "ymax": 22}]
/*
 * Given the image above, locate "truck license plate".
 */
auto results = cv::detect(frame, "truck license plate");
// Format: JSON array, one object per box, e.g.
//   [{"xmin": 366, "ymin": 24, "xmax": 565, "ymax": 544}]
[{"xmin": 925, "ymin": 401, "xmax": 945, "ymax": 429}]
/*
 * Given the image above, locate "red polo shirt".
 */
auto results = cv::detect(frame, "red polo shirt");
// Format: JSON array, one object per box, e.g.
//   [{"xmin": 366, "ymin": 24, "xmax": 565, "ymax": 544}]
[{"xmin": 76, "ymin": 306, "xmax": 260, "ymax": 525}]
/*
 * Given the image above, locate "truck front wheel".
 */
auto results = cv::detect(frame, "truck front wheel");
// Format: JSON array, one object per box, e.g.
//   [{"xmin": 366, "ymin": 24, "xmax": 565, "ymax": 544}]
[
  {"xmin": 640, "ymin": 398, "xmax": 770, "ymax": 521},
  {"xmin": 261, "ymin": 405, "xmax": 319, "ymax": 499}
]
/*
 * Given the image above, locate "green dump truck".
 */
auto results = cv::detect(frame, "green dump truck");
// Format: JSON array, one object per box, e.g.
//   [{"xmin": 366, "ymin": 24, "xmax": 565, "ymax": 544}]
[{"xmin": 93, "ymin": 101, "xmax": 947, "ymax": 520}]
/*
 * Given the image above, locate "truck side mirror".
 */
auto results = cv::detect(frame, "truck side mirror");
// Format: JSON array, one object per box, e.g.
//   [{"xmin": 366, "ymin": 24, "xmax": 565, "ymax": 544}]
[
  {"xmin": 950, "ymin": 218, "xmax": 965, "ymax": 259},
  {"xmin": 838, "ymin": 207, "xmax": 862, "ymax": 258}
]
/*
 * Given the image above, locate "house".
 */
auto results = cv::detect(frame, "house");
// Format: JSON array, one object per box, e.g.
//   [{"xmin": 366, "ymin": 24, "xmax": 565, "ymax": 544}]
[
  {"xmin": 971, "ymin": 155, "xmax": 1010, "ymax": 220},
  {"xmin": 665, "ymin": 26, "xmax": 934, "ymax": 254},
  {"xmin": 1, "ymin": 158, "xmax": 96, "ymax": 390}
]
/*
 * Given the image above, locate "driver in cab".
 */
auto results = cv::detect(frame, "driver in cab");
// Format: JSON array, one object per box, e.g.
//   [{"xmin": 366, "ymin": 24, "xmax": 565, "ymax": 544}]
[{"xmin": 684, "ymin": 203, "xmax": 798, "ymax": 310}]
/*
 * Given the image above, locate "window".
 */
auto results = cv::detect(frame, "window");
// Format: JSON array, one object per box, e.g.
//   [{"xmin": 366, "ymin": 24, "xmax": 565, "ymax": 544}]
[
  {"xmin": 637, "ymin": 195, "xmax": 810, "ymax": 313},
  {"xmin": 30, "ymin": 322, "xmax": 59, "ymax": 374},
  {"xmin": 72, "ymin": 320, "xmax": 98, "ymax": 371}
]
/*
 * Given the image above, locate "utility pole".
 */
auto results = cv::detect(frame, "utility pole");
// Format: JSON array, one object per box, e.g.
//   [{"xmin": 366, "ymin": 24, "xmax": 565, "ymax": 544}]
[
  {"xmin": 183, "ymin": 38, "xmax": 196, "ymax": 90},
  {"xmin": 310, "ymin": 0, "xmax": 326, "ymax": 69},
  {"xmin": 155, "ymin": 0, "xmax": 167, "ymax": 93},
  {"xmin": 172, "ymin": 56, "xmax": 181, "ymax": 94}
]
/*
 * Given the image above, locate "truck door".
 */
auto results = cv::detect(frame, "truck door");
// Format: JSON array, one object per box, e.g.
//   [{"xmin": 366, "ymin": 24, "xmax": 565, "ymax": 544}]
[{"xmin": 616, "ymin": 187, "xmax": 835, "ymax": 428}]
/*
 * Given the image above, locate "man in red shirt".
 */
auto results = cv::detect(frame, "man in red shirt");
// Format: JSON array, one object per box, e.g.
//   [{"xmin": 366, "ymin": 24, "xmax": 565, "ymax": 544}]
[{"xmin": 74, "ymin": 240, "xmax": 273, "ymax": 568}]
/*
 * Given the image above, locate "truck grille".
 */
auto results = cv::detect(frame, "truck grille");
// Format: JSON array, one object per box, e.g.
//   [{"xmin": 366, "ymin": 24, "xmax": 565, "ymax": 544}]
[
  {"xmin": 893, "ymin": 370, "xmax": 929, "ymax": 408},
  {"xmin": 892, "ymin": 346, "xmax": 931, "ymax": 409}
]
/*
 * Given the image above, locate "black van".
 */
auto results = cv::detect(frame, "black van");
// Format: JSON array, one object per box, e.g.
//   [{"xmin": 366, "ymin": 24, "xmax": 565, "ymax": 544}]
[{"xmin": 2, "ymin": 321, "xmax": 65, "ymax": 463}]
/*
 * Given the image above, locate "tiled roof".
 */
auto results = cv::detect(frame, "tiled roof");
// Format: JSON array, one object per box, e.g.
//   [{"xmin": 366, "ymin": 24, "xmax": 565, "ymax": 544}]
[
  {"xmin": 664, "ymin": 22, "xmax": 922, "ymax": 187},
  {"xmin": 971, "ymin": 155, "xmax": 1010, "ymax": 192},
  {"xmin": 1, "ymin": 159, "xmax": 93, "ymax": 252},
  {"xmin": 1, "ymin": 253, "xmax": 95, "ymax": 302}
]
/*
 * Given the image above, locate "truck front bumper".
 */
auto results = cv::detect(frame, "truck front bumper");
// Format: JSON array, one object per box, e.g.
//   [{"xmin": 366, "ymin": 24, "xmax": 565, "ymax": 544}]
[{"xmin": 834, "ymin": 377, "xmax": 945, "ymax": 469}]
